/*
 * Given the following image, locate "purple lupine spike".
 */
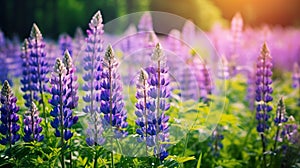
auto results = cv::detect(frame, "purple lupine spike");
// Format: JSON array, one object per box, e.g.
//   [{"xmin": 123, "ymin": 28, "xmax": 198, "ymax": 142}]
[
  {"xmin": 63, "ymin": 50, "xmax": 79, "ymax": 109},
  {"xmin": 208, "ymin": 126, "xmax": 224, "ymax": 156},
  {"xmin": 273, "ymin": 97, "xmax": 288, "ymax": 150},
  {"xmin": 49, "ymin": 59, "xmax": 78, "ymax": 141},
  {"xmin": 136, "ymin": 43, "xmax": 170, "ymax": 160},
  {"xmin": 82, "ymin": 11, "xmax": 105, "ymax": 146},
  {"xmin": 20, "ymin": 39, "xmax": 36, "ymax": 107},
  {"xmin": 59, "ymin": 34, "xmax": 73, "ymax": 56},
  {"xmin": 23, "ymin": 102, "xmax": 44, "ymax": 142},
  {"xmin": 0, "ymin": 32, "xmax": 12, "ymax": 85},
  {"xmin": 255, "ymin": 43, "xmax": 273, "ymax": 165},
  {"xmin": 199, "ymin": 63, "xmax": 212, "ymax": 103},
  {"xmin": 280, "ymin": 116, "xmax": 299, "ymax": 145},
  {"xmin": 138, "ymin": 12, "xmax": 153, "ymax": 32},
  {"xmin": 230, "ymin": 12, "xmax": 243, "ymax": 57},
  {"xmin": 0, "ymin": 80, "xmax": 20, "ymax": 146},
  {"xmin": 274, "ymin": 97, "xmax": 288, "ymax": 125},
  {"xmin": 101, "ymin": 45, "xmax": 128, "ymax": 138},
  {"xmin": 292, "ymin": 63, "xmax": 299, "ymax": 88},
  {"xmin": 255, "ymin": 43, "xmax": 273, "ymax": 133},
  {"xmin": 27, "ymin": 23, "xmax": 49, "ymax": 122}
]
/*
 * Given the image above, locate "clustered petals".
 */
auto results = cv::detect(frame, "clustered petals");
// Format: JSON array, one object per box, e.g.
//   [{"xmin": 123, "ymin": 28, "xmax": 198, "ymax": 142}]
[
  {"xmin": 255, "ymin": 43, "xmax": 273, "ymax": 133},
  {"xmin": 49, "ymin": 58, "xmax": 78, "ymax": 141},
  {"xmin": 135, "ymin": 43, "xmax": 170, "ymax": 161},
  {"xmin": 0, "ymin": 81, "xmax": 20, "ymax": 145}
]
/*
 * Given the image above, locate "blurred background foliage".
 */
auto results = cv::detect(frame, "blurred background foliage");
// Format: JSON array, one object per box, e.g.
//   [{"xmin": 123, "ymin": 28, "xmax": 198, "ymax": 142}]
[{"xmin": 0, "ymin": 0, "xmax": 299, "ymax": 39}]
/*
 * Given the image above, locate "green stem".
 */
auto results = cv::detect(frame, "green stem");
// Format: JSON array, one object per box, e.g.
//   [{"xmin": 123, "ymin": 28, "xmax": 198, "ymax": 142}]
[
  {"xmin": 109, "ymin": 62, "xmax": 114, "ymax": 168},
  {"xmin": 143, "ymin": 78, "xmax": 148, "ymax": 156},
  {"xmin": 155, "ymin": 60, "xmax": 161, "ymax": 160},
  {"xmin": 59, "ymin": 74, "xmax": 65, "ymax": 168},
  {"xmin": 182, "ymin": 131, "xmax": 190, "ymax": 157},
  {"xmin": 94, "ymin": 148, "xmax": 98, "ymax": 168}
]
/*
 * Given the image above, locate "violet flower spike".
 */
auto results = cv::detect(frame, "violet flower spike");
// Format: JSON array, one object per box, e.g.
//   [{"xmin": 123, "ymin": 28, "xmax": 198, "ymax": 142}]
[
  {"xmin": 63, "ymin": 50, "xmax": 79, "ymax": 109},
  {"xmin": 49, "ymin": 59, "xmax": 78, "ymax": 141},
  {"xmin": 255, "ymin": 43, "xmax": 273, "ymax": 133},
  {"xmin": 82, "ymin": 11, "xmax": 105, "ymax": 146},
  {"xmin": 280, "ymin": 116, "xmax": 299, "ymax": 145},
  {"xmin": 255, "ymin": 42, "xmax": 273, "ymax": 166},
  {"xmin": 292, "ymin": 63, "xmax": 299, "ymax": 88},
  {"xmin": 101, "ymin": 45, "xmax": 128, "ymax": 138},
  {"xmin": 0, "ymin": 81, "xmax": 20, "ymax": 146},
  {"xmin": 20, "ymin": 39, "xmax": 36, "ymax": 107},
  {"xmin": 273, "ymin": 97, "xmax": 288, "ymax": 151},
  {"xmin": 23, "ymin": 102, "xmax": 44, "ymax": 142},
  {"xmin": 28, "ymin": 23, "xmax": 49, "ymax": 124},
  {"xmin": 208, "ymin": 126, "xmax": 224, "ymax": 157},
  {"xmin": 292, "ymin": 63, "xmax": 300, "ymax": 106},
  {"xmin": 136, "ymin": 43, "xmax": 170, "ymax": 160}
]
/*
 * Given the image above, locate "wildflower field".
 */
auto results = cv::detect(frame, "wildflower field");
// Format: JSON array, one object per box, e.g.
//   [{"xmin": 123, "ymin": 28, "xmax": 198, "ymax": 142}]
[{"xmin": 0, "ymin": 9, "xmax": 299, "ymax": 168}]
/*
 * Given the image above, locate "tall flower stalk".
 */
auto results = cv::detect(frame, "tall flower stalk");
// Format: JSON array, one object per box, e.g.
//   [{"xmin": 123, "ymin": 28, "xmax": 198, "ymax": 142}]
[
  {"xmin": 27, "ymin": 23, "xmax": 49, "ymax": 133},
  {"xmin": 23, "ymin": 102, "xmax": 44, "ymax": 142},
  {"xmin": 208, "ymin": 126, "xmax": 224, "ymax": 157},
  {"xmin": 82, "ymin": 11, "xmax": 105, "ymax": 168},
  {"xmin": 0, "ymin": 81, "xmax": 20, "ymax": 149},
  {"xmin": 49, "ymin": 59, "xmax": 78, "ymax": 168},
  {"xmin": 135, "ymin": 69, "xmax": 149, "ymax": 155},
  {"xmin": 135, "ymin": 43, "xmax": 170, "ymax": 161},
  {"xmin": 255, "ymin": 43, "xmax": 273, "ymax": 166},
  {"xmin": 273, "ymin": 97, "xmax": 288, "ymax": 151},
  {"xmin": 101, "ymin": 45, "xmax": 128, "ymax": 167},
  {"xmin": 63, "ymin": 50, "xmax": 79, "ymax": 110},
  {"xmin": 20, "ymin": 39, "xmax": 34, "ymax": 107}
]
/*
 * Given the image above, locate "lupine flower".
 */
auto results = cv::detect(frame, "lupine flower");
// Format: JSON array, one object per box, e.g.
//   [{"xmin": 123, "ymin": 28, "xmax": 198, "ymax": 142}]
[
  {"xmin": 0, "ymin": 81, "xmax": 20, "ymax": 146},
  {"xmin": 255, "ymin": 43, "xmax": 273, "ymax": 133},
  {"xmin": 281, "ymin": 116, "xmax": 299, "ymax": 145},
  {"xmin": 208, "ymin": 126, "xmax": 224, "ymax": 156},
  {"xmin": 230, "ymin": 12, "xmax": 243, "ymax": 57},
  {"xmin": 0, "ymin": 32, "xmax": 12, "ymax": 85},
  {"xmin": 59, "ymin": 34, "xmax": 73, "ymax": 55},
  {"xmin": 27, "ymin": 23, "xmax": 49, "ymax": 121},
  {"xmin": 138, "ymin": 12, "xmax": 153, "ymax": 32},
  {"xmin": 23, "ymin": 102, "xmax": 43, "ymax": 142},
  {"xmin": 21, "ymin": 39, "xmax": 37, "ymax": 107},
  {"xmin": 101, "ymin": 45, "xmax": 128, "ymax": 138},
  {"xmin": 292, "ymin": 63, "xmax": 299, "ymax": 88},
  {"xmin": 63, "ymin": 50, "xmax": 79, "ymax": 109},
  {"xmin": 49, "ymin": 59, "xmax": 78, "ymax": 141},
  {"xmin": 274, "ymin": 97, "xmax": 288, "ymax": 125},
  {"xmin": 273, "ymin": 97, "xmax": 288, "ymax": 150},
  {"xmin": 135, "ymin": 43, "xmax": 170, "ymax": 160},
  {"xmin": 82, "ymin": 11, "xmax": 105, "ymax": 146},
  {"xmin": 197, "ymin": 61, "xmax": 212, "ymax": 102}
]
